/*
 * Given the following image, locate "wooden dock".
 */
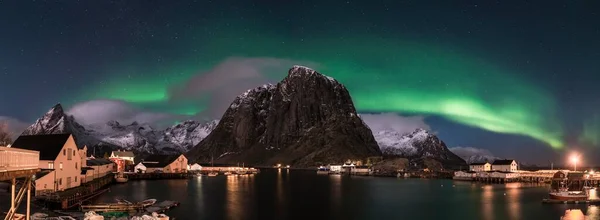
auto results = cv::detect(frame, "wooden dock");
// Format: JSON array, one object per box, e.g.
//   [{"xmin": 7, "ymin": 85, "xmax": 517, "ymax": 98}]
[
  {"xmin": 125, "ymin": 172, "xmax": 191, "ymax": 180},
  {"xmin": 542, "ymin": 198, "xmax": 600, "ymax": 204},
  {"xmin": 145, "ymin": 200, "xmax": 180, "ymax": 213},
  {"xmin": 35, "ymin": 174, "xmax": 114, "ymax": 210},
  {"xmin": 80, "ymin": 203, "xmax": 145, "ymax": 213}
]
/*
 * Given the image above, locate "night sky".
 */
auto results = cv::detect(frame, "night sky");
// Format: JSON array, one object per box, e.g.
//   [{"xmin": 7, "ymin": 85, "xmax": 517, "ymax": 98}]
[{"xmin": 1, "ymin": 1, "xmax": 599, "ymax": 165}]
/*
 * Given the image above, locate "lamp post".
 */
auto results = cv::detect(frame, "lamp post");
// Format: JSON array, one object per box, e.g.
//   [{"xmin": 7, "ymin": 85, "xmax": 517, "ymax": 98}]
[{"xmin": 571, "ymin": 155, "xmax": 579, "ymax": 172}]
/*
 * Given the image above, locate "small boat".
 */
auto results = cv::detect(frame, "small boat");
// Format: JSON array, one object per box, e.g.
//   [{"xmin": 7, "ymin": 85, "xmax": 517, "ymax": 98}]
[
  {"xmin": 116, "ymin": 198, "xmax": 133, "ymax": 204},
  {"xmin": 549, "ymin": 190, "xmax": 588, "ymax": 201},
  {"xmin": 317, "ymin": 166, "xmax": 330, "ymax": 175},
  {"xmin": 208, "ymin": 172, "xmax": 218, "ymax": 177},
  {"xmin": 115, "ymin": 172, "xmax": 128, "ymax": 183},
  {"xmin": 224, "ymin": 172, "xmax": 232, "ymax": 175},
  {"xmin": 140, "ymin": 199, "xmax": 157, "ymax": 207}
]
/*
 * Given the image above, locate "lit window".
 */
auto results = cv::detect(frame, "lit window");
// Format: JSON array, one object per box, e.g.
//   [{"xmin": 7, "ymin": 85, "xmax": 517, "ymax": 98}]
[
  {"xmin": 60, "ymin": 162, "xmax": 63, "ymax": 169},
  {"xmin": 48, "ymin": 162, "xmax": 54, "ymax": 169}
]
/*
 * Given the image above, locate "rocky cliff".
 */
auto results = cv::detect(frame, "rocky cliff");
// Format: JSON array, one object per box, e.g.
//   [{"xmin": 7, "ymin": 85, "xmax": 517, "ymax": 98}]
[{"xmin": 186, "ymin": 65, "xmax": 382, "ymax": 167}]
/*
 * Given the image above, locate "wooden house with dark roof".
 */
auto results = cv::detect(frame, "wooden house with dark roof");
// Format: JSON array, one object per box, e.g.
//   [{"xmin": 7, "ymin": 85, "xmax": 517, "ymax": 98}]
[
  {"xmin": 134, "ymin": 154, "xmax": 188, "ymax": 173},
  {"xmin": 12, "ymin": 134, "xmax": 82, "ymax": 192},
  {"xmin": 85, "ymin": 158, "xmax": 115, "ymax": 180},
  {"xmin": 492, "ymin": 159, "xmax": 518, "ymax": 172},
  {"xmin": 469, "ymin": 162, "xmax": 491, "ymax": 172}
]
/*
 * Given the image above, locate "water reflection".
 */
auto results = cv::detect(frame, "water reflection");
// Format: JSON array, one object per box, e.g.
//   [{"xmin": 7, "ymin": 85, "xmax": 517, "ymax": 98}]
[
  {"xmin": 505, "ymin": 183, "xmax": 521, "ymax": 220},
  {"xmin": 481, "ymin": 185, "xmax": 493, "ymax": 220},
  {"xmin": 225, "ymin": 175, "xmax": 245, "ymax": 219},
  {"xmin": 330, "ymin": 175, "xmax": 342, "ymax": 212},
  {"xmin": 562, "ymin": 209, "xmax": 585, "ymax": 220},
  {"xmin": 276, "ymin": 168, "xmax": 286, "ymax": 218}
]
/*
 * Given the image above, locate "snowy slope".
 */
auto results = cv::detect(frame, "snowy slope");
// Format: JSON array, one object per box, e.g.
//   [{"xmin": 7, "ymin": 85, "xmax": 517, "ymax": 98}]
[
  {"xmin": 21, "ymin": 104, "xmax": 218, "ymax": 155},
  {"xmin": 372, "ymin": 128, "xmax": 465, "ymax": 166}
]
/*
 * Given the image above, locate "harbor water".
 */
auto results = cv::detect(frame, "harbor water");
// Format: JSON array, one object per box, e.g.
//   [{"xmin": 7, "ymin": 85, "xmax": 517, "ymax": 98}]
[{"xmin": 91, "ymin": 169, "xmax": 600, "ymax": 220}]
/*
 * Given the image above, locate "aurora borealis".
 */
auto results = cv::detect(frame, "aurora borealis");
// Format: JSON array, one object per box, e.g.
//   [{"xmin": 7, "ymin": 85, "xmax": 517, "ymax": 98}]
[{"xmin": 1, "ymin": 1, "xmax": 599, "ymax": 163}]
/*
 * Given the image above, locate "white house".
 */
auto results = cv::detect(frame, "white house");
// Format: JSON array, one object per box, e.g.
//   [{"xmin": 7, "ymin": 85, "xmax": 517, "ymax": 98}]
[
  {"xmin": 492, "ymin": 160, "xmax": 518, "ymax": 172},
  {"xmin": 469, "ymin": 162, "xmax": 491, "ymax": 172},
  {"xmin": 134, "ymin": 163, "xmax": 147, "ymax": 173},
  {"xmin": 109, "ymin": 150, "xmax": 135, "ymax": 164},
  {"xmin": 329, "ymin": 165, "xmax": 342, "ymax": 173},
  {"xmin": 188, "ymin": 163, "xmax": 202, "ymax": 171}
]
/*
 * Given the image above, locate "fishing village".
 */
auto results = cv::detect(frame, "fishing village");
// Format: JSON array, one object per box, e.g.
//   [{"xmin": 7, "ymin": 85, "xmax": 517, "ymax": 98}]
[
  {"xmin": 3, "ymin": 133, "xmax": 600, "ymax": 219},
  {"xmin": 0, "ymin": 134, "xmax": 260, "ymax": 220}
]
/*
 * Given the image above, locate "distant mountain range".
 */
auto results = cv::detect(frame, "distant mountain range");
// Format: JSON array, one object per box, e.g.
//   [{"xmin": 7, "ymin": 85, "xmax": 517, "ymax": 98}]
[
  {"xmin": 16, "ymin": 65, "xmax": 470, "ymax": 169},
  {"xmin": 20, "ymin": 104, "xmax": 217, "ymax": 156},
  {"xmin": 375, "ymin": 128, "xmax": 466, "ymax": 169}
]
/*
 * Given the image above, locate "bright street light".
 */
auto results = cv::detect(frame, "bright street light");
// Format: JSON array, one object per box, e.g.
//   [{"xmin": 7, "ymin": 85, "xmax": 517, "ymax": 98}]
[{"xmin": 570, "ymin": 155, "xmax": 580, "ymax": 171}]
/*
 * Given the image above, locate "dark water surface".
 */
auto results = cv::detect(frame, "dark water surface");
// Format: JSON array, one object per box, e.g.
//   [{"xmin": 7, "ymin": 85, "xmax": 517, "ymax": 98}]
[{"xmin": 93, "ymin": 169, "xmax": 600, "ymax": 220}]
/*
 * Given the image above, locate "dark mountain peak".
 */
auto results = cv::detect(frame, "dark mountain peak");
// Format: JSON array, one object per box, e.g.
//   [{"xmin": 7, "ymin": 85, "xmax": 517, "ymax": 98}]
[
  {"xmin": 106, "ymin": 120, "xmax": 120, "ymax": 127},
  {"xmin": 49, "ymin": 103, "xmax": 64, "ymax": 113},
  {"xmin": 186, "ymin": 66, "xmax": 381, "ymax": 167},
  {"xmin": 42, "ymin": 103, "xmax": 66, "ymax": 119}
]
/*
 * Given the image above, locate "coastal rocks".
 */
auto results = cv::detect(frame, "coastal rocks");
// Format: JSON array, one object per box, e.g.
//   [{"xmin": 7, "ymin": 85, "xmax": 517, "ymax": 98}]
[{"xmin": 186, "ymin": 65, "xmax": 382, "ymax": 167}]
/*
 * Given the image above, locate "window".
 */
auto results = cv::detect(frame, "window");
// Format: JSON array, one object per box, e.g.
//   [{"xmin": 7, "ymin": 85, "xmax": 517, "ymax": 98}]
[
  {"xmin": 73, "ymin": 150, "xmax": 76, "ymax": 156},
  {"xmin": 67, "ymin": 149, "xmax": 72, "ymax": 160},
  {"xmin": 44, "ymin": 184, "xmax": 47, "ymax": 188},
  {"xmin": 60, "ymin": 162, "xmax": 63, "ymax": 170},
  {"xmin": 48, "ymin": 162, "xmax": 54, "ymax": 169},
  {"xmin": 75, "ymin": 176, "xmax": 77, "ymax": 182},
  {"xmin": 63, "ymin": 149, "xmax": 66, "ymax": 156},
  {"xmin": 58, "ymin": 178, "xmax": 62, "ymax": 185},
  {"xmin": 75, "ymin": 163, "xmax": 77, "ymax": 169}
]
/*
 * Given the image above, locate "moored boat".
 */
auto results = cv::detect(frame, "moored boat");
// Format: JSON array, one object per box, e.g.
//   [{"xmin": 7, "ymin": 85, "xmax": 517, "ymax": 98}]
[
  {"xmin": 115, "ymin": 172, "xmax": 128, "ymax": 183},
  {"xmin": 208, "ymin": 172, "xmax": 218, "ymax": 177},
  {"xmin": 549, "ymin": 190, "xmax": 588, "ymax": 201},
  {"xmin": 317, "ymin": 166, "xmax": 330, "ymax": 175},
  {"xmin": 548, "ymin": 170, "xmax": 590, "ymax": 202},
  {"xmin": 140, "ymin": 199, "xmax": 157, "ymax": 207}
]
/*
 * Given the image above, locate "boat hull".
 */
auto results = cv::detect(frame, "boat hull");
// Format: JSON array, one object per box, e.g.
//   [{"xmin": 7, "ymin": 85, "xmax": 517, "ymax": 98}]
[
  {"xmin": 115, "ymin": 178, "xmax": 128, "ymax": 183},
  {"xmin": 549, "ymin": 193, "xmax": 588, "ymax": 201}
]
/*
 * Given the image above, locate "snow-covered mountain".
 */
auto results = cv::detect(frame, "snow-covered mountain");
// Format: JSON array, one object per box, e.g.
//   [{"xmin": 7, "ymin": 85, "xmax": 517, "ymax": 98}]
[
  {"xmin": 463, "ymin": 155, "xmax": 500, "ymax": 164},
  {"xmin": 373, "ymin": 128, "xmax": 466, "ymax": 168},
  {"xmin": 20, "ymin": 104, "xmax": 217, "ymax": 155}
]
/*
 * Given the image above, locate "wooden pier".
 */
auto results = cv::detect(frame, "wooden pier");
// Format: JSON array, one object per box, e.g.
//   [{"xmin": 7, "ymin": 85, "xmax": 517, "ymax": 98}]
[
  {"xmin": 36, "ymin": 174, "xmax": 114, "ymax": 210},
  {"xmin": 80, "ymin": 203, "xmax": 145, "ymax": 213},
  {"xmin": 542, "ymin": 198, "xmax": 600, "ymax": 204},
  {"xmin": 125, "ymin": 172, "xmax": 191, "ymax": 180}
]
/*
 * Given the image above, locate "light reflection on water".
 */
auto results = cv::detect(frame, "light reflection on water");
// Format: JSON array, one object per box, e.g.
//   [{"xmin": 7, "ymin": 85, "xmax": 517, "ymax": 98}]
[
  {"xmin": 506, "ymin": 183, "xmax": 521, "ymax": 220},
  {"xmin": 561, "ymin": 206, "xmax": 600, "ymax": 220},
  {"xmin": 481, "ymin": 185, "xmax": 494, "ymax": 220},
  {"xmin": 92, "ymin": 171, "xmax": 600, "ymax": 220}
]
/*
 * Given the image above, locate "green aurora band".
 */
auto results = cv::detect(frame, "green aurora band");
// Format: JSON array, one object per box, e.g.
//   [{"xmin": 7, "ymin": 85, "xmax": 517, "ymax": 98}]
[
  {"xmin": 75, "ymin": 35, "xmax": 564, "ymax": 148},
  {"xmin": 580, "ymin": 115, "xmax": 600, "ymax": 146}
]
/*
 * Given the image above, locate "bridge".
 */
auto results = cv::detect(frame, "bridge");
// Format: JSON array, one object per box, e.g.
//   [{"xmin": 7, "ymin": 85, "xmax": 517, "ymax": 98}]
[{"xmin": 0, "ymin": 146, "xmax": 40, "ymax": 220}]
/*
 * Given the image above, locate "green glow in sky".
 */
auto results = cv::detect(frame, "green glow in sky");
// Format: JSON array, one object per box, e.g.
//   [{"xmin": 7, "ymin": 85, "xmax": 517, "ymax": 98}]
[
  {"xmin": 580, "ymin": 115, "xmax": 600, "ymax": 146},
  {"xmin": 79, "ymin": 34, "xmax": 564, "ymax": 148}
]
